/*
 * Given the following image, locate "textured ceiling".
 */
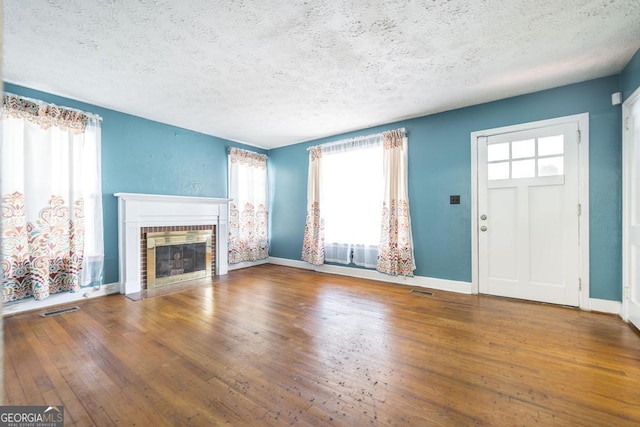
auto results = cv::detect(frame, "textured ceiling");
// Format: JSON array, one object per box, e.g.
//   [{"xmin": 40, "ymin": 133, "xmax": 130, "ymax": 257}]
[{"xmin": 4, "ymin": 0, "xmax": 640, "ymax": 149}]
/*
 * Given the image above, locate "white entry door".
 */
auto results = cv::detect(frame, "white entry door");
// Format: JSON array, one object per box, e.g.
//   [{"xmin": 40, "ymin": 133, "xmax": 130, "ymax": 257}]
[
  {"xmin": 624, "ymin": 91, "xmax": 640, "ymax": 329},
  {"xmin": 477, "ymin": 120, "xmax": 582, "ymax": 306}
]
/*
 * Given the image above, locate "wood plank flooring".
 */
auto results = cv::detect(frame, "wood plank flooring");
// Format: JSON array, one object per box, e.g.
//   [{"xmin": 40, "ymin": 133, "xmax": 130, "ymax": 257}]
[{"xmin": 4, "ymin": 264, "xmax": 640, "ymax": 426}]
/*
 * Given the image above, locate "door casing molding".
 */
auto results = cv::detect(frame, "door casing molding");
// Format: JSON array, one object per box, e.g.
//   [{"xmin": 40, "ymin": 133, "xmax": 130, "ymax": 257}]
[
  {"xmin": 622, "ymin": 88, "xmax": 640, "ymax": 322},
  {"xmin": 470, "ymin": 113, "xmax": 590, "ymax": 309}
]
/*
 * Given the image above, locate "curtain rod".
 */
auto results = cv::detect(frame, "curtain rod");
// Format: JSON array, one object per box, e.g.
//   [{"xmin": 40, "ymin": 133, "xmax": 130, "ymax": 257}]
[
  {"xmin": 226, "ymin": 146, "xmax": 267, "ymax": 155},
  {"xmin": 4, "ymin": 91, "xmax": 103, "ymax": 122},
  {"xmin": 306, "ymin": 127, "xmax": 407, "ymax": 151}
]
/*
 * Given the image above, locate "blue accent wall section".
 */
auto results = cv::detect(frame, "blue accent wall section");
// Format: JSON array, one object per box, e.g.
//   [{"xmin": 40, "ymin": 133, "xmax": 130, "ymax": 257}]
[
  {"xmin": 4, "ymin": 83, "xmax": 264, "ymax": 285},
  {"xmin": 621, "ymin": 47, "xmax": 640, "ymax": 100},
  {"xmin": 270, "ymin": 76, "xmax": 622, "ymax": 301}
]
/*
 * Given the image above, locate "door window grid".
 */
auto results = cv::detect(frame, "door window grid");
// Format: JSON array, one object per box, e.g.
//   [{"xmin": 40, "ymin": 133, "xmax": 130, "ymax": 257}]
[{"xmin": 487, "ymin": 135, "xmax": 564, "ymax": 180}]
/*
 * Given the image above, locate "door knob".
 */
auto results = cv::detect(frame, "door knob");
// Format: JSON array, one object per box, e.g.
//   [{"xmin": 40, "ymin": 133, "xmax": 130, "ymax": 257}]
[
  {"xmin": 480, "ymin": 226, "xmax": 487, "ymax": 232},
  {"xmin": 480, "ymin": 215, "xmax": 487, "ymax": 220}
]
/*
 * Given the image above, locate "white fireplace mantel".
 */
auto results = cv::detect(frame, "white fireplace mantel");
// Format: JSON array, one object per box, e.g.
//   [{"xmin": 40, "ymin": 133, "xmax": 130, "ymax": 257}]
[{"xmin": 114, "ymin": 192, "xmax": 231, "ymax": 295}]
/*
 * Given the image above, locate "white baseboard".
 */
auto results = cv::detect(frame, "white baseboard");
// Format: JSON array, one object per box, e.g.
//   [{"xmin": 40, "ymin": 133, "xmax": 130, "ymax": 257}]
[
  {"xmin": 267, "ymin": 257, "xmax": 472, "ymax": 294},
  {"xmin": 588, "ymin": 298, "xmax": 622, "ymax": 315},
  {"xmin": 3, "ymin": 282, "xmax": 120, "ymax": 316},
  {"xmin": 268, "ymin": 257, "xmax": 315, "ymax": 270},
  {"xmin": 228, "ymin": 259, "xmax": 269, "ymax": 271}
]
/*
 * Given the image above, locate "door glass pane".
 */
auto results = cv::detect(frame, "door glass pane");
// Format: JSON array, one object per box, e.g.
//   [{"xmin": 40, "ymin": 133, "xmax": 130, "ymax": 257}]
[
  {"xmin": 488, "ymin": 162, "xmax": 509, "ymax": 180},
  {"xmin": 538, "ymin": 135, "xmax": 564, "ymax": 156},
  {"xmin": 511, "ymin": 139, "xmax": 535, "ymax": 159},
  {"xmin": 538, "ymin": 156, "xmax": 564, "ymax": 177},
  {"xmin": 488, "ymin": 142, "xmax": 509, "ymax": 161},
  {"xmin": 512, "ymin": 159, "xmax": 535, "ymax": 178}
]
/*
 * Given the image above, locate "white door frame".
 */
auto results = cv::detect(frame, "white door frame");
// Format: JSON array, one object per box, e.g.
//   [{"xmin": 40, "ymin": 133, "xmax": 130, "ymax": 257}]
[
  {"xmin": 622, "ymin": 87, "xmax": 640, "ymax": 322},
  {"xmin": 470, "ymin": 113, "xmax": 590, "ymax": 309}
]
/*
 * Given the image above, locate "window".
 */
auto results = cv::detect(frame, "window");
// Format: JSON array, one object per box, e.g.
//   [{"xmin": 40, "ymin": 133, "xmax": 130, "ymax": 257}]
[
  {"xmin": 228, "ymin": 147, "xmax": 269, "ymax": 263},
  {"xmin": 1, "ymin": 93, "xmax": 103, "ymax": 302},
  {"xmin": 321, "ymin": 138, "xmax": 383, "ymax": 267},
  {"xmin": 302, "ymin": 128, "xmax": 416, "ymax": 276},
  {"xmin": 487, "ymin": 135, "xmax": 564, "ymax": 180}
]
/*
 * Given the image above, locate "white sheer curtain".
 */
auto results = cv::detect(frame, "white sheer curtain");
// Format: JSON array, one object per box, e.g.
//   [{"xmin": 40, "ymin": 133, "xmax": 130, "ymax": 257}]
[
  {"xmin": 228, "ymin": 147, "xmax": 269, "ymax": 263},
  {"xmin": 321, "ymin": 135, "xmax": 383, "ymax": 267},
  {"xmin": 1, "ymin": 94, "xmax": 103, "ymax": 302},
  {"xmin": 302, "ymin": 133, "xmax": 383, "ymax": 268}
]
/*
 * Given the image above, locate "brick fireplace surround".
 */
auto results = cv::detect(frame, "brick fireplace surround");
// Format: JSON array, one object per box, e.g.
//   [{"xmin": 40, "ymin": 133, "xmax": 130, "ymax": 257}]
[{"xmin": 114, "ymin": 193, "xmax": 231, "ymax": 295}]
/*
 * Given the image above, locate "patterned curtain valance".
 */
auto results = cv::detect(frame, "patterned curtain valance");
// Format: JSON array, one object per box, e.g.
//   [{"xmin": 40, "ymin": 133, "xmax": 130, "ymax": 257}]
[
  {"xmin": 229, "ymin": 147, "xmax": 267, "ymax": 168},
  {"xmin": 2, "ymin": 94, "xmax": 92, "ymax": 134}
]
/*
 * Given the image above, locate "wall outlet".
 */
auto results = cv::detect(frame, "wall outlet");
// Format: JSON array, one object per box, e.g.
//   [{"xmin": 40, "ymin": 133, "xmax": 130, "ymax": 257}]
[{"xmin": 450, "ymin": 195, "xmax": 460, "ymax": 204}]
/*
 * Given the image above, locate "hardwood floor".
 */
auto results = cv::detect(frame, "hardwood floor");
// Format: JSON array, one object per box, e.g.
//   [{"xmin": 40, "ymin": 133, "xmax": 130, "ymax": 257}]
[{"xmin": 4, "ymin": 264, "xmax": 640, "ymax": 426}]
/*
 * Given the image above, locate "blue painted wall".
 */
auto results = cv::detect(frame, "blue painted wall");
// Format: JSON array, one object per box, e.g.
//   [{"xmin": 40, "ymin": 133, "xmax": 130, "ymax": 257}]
[
  {"xmin": 4, "ymin": 83, "xmax": 264, "ymax": 284},
  {"xmin": 622, "ymin": 47, "xmax": 640, "ymax": 101},
  {"xmin": 270, "ymin": 76, "xmax": 623, "ymax": 301}
]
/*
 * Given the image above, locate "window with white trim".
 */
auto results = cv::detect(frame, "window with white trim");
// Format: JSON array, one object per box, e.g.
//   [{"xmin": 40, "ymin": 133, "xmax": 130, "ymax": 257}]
[{"xmin": 487, "ymin": 135, "xmax": 564, "ymax": 180}]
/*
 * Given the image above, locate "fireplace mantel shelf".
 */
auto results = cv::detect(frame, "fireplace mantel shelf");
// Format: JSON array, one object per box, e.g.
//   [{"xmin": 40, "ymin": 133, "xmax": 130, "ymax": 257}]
[
  {"xmin": 114, "ymin": 193, "xmax": 230, "ymax": 295},
  {"xmin": 114, "ymin": 192, "xmax": 232, "ymax": 204}
]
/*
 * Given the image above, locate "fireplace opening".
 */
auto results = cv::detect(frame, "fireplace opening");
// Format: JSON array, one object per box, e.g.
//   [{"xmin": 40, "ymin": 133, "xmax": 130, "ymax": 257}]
[
  {"xmin": 155, "ymin": 243, "xmax": 207, "ymax": 278},
  {"xmin": 146, "ymin": 230, "xmax": 213, "ymax": 288}
]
